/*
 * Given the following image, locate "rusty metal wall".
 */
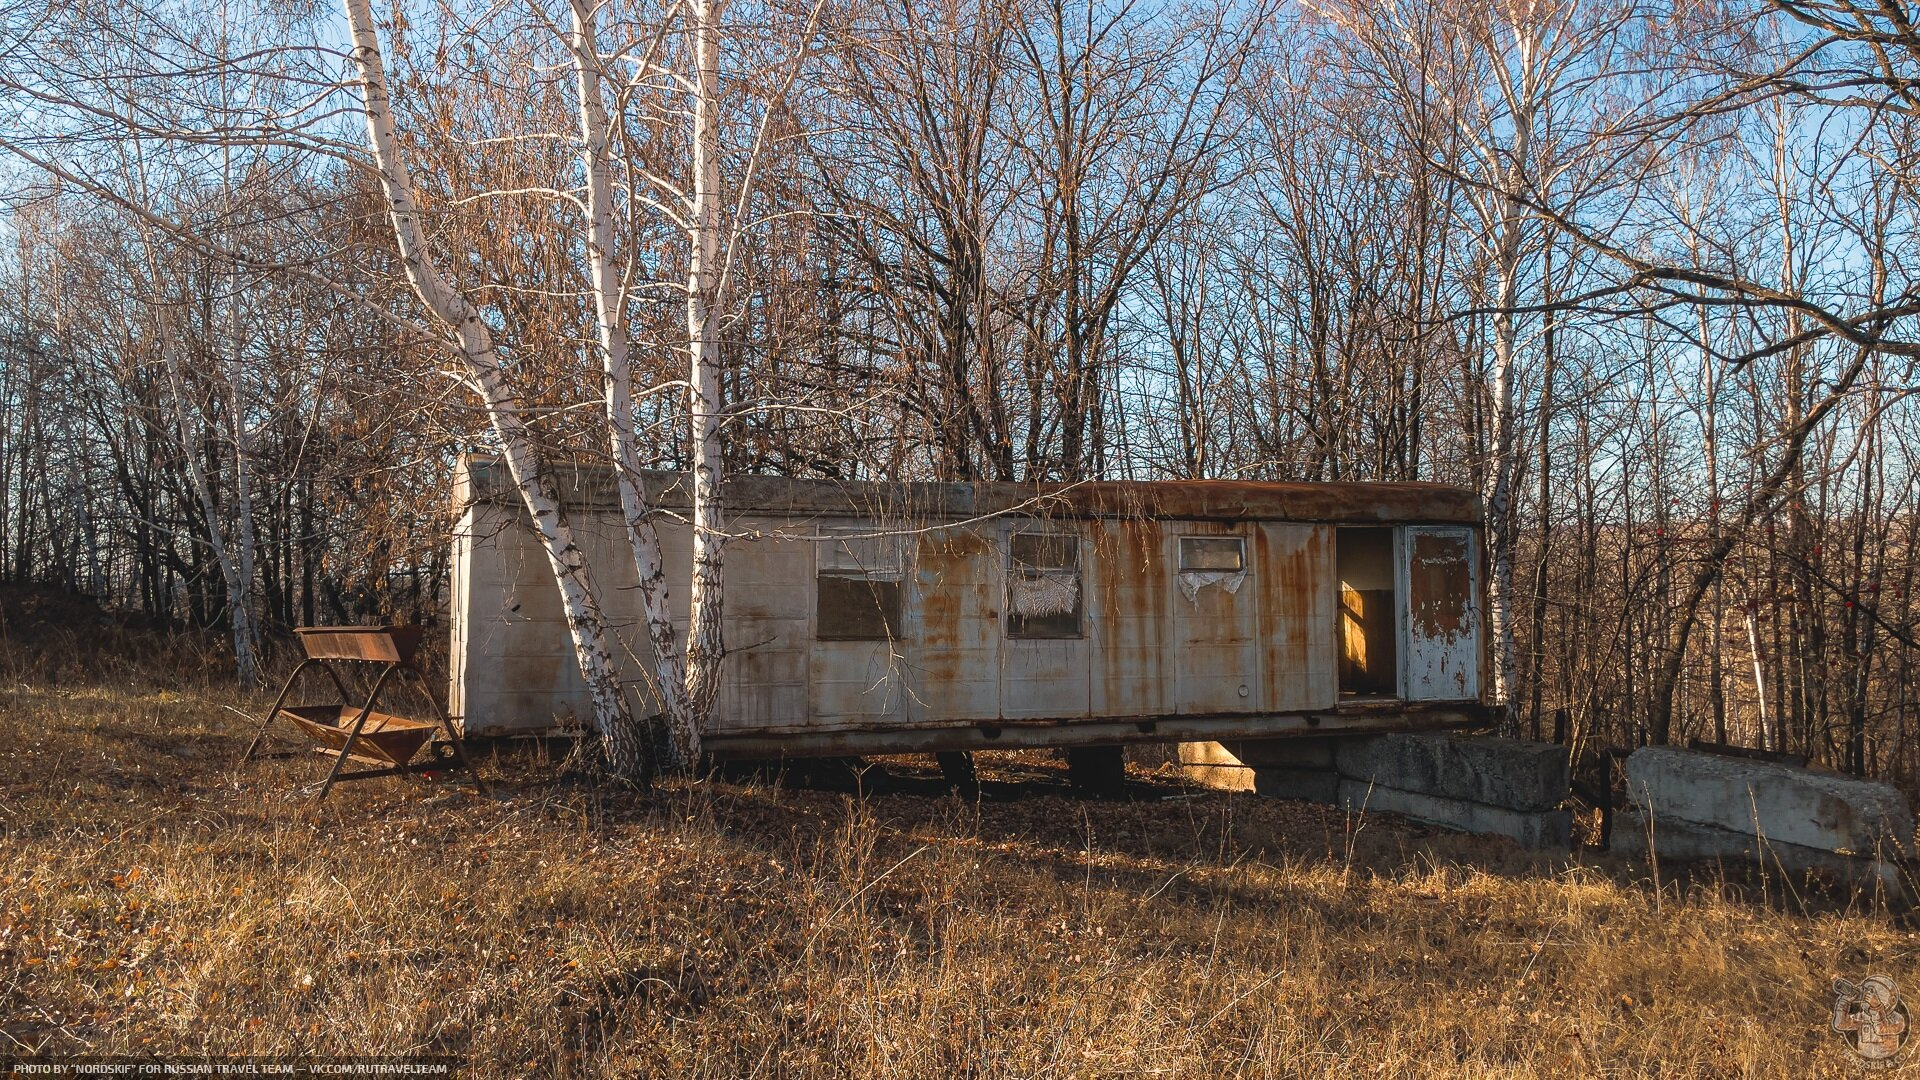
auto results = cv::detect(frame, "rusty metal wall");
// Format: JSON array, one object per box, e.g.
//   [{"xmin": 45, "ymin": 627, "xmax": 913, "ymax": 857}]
[{"xmin": 448, "ymin": 460, "xmax": 1482, "ymax": 743}]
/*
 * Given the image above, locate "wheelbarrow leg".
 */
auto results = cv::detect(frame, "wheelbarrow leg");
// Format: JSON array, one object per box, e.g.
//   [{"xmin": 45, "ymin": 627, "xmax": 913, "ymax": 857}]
[
  {"xmin": 315, "ymin": 664, "xmax": 399, "ymax": 800},
  {"xmin": 243, "ymin": 659, "xmax": 321, "ymax": 764},
  {"xmin": 411, "ymin": 663, "xmax": 487, "ymax": 795}
]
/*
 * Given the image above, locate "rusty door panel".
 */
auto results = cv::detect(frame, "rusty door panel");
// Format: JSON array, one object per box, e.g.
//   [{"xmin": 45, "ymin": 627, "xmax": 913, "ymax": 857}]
[
  {"xmin": 905, "ymin": 527, "xmax": 1000, "ymax": 724},
  {"xmin": 1090, "ymin": 520, "xmax": 1169, "ymax": 716},
  {"xmin": 1170, "ymin": 522, "xmax": 1259, "ymax": 714},
  {"xmin": 1404, "ymin": 526, "xmax": 1479, "ymax": 701},
  {"xmin": 1259, "ymin": 524, "xmax": 1336, "ymax": 712}
]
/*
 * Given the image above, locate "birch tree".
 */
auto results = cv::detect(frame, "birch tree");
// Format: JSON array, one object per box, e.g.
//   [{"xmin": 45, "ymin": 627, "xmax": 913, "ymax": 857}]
[
  {"xmin": 1315, "ymin": 0, "xmax": 1652, "ymax": 721},
  {"xmin": 340, "ymin": 0, "xmax": 653, "ymax": 775}
]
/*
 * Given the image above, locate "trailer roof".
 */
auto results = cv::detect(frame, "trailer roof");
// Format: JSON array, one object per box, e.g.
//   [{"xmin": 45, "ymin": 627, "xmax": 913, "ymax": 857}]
[{"xmin": 455, "ymin": 455, "xmax": 1482, "ymax": 526}]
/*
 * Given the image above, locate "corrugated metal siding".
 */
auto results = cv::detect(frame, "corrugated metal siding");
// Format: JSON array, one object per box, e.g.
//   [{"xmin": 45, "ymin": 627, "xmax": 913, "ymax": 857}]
[{"xmin": 449, "ymin": 470, "xmax": 1481, "ymax": 740}]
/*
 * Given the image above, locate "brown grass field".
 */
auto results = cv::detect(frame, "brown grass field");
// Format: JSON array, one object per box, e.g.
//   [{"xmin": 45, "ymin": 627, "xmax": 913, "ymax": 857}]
[{"xmin": 2, "ymin": 642, "xmax": 1917, "ymax": 1076}]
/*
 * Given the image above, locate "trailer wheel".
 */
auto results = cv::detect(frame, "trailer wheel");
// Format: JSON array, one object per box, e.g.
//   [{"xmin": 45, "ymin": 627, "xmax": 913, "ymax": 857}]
[{"xmin": 1066, "ymin": 746, "xmax": 1127, "ymax": 797}]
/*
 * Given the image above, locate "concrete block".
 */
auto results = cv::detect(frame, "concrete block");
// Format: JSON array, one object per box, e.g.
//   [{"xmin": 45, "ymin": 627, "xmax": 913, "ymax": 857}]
[
  {"xmin": 1337, "ymin": 780, "xmax": 1572, "ymax": 849},
  {"xmin": 1625, "ymin": 748, "xmax": 1915, "ymax": 858},
  {"xmin": 1335, "ymin": 733, "xmax": 1569, "ymax": 812},
  {"xmin": 1612, "ymin": 808, "xmax": 1906, "ymax": 898}
]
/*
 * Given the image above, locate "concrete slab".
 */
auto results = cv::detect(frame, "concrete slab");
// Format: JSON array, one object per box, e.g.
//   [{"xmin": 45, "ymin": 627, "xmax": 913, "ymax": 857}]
[
  {"xmin": 1337, "ymin": 779, "xmax": 1573, "ymax": 850},
  {"xmin": 1335, "ymin": 733, "xmax": 1569, "ymax": 812},
  {"xmin": 1612, "ymin": 808, "xmax": 1907, "ymax": 899},
  {"xmin": 1624, "ymin": 748, "xmax": 1915, "ymax": 859}
]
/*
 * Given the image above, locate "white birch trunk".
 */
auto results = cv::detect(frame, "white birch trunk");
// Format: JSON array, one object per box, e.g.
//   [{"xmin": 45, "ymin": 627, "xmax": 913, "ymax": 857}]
[
  {"xmin": 156, "ymin": 306, "xmax": 258, "ymax": 686},
  {"xmin": 343, "ymin": 0, "xmax": 647, "ymax": 775},
  {"xmin": 1481, "ymin": 46, "xmax": 1538, "ymax": 727},
  {"xmin": 1485, "ymin": 250, "xmax": 1520, "ymax": 723},
  {"xmin": 568, "ymin": 0, "xmax": 701, "ymax": 768},
  {"xmin": 683, "ymin": 0, "xmax": 726, "ymax": 732},
  {"xmin": 222, "ymin": 309, "xmax": 262, "ymax": 688}
]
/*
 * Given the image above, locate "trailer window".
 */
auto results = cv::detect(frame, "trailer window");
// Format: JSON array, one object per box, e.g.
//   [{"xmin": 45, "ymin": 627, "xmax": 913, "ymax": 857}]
[
  {"xmin": 1007, "ymin": 531, "xmax": 1082, "ymax": 639},
  {"xmin": 817, "ymin": 534, "xmax": 904, "ymax": 641},
  {"xmin": 1179, "ymin": 537, "xmax": 1245, "ymax": 571}
]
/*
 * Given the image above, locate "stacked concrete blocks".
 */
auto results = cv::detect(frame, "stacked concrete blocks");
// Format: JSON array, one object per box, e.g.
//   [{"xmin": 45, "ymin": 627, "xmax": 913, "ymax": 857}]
[
  {"xmin": 1180, "ymin": 732, "xmax": 1573, "ymax": 849},
  {"xmin": 1616, "ymin": 747, "xmax": 1914, "ymax": 899},
  {"xmin": 1333, "ymin": 734, "xmax": 1572, "ymax": 850}
]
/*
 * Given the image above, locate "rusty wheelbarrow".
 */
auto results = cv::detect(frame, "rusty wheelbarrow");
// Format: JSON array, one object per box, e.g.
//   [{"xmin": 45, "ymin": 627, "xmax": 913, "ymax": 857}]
[{"xmin": 240, "ymin": 625, "xmax": 485, "ymax": 799}]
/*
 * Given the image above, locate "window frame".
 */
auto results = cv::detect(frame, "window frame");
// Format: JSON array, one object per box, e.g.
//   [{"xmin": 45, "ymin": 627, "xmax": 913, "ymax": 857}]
[
  {"xmin": 814, "ymin": 530, "xmax": 907, "ymax": 642},
  {"xmin": 1177, "ymin": 535, "xmax": 1247, "ymax": 573},
  {"xmin": 1004, "ymin": 529, "xmax": 1085, "ymax": 640}
]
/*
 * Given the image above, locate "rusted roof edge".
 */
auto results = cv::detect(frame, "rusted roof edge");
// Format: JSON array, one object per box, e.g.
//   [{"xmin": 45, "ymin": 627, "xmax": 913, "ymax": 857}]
[{"xmin": 453, "ymin": 455, "xmax": 1483, "ymax": 525}]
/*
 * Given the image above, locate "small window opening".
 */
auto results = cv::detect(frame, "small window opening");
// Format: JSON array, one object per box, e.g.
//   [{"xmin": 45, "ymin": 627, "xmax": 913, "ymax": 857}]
[
  {"xmin": 817, "ymin": 534, "xmax": 904, "ymax": 641},
  {"xmin": 1007, "ymin": 531, "xmax": 1082, "ymax": 639},
  {"xmin": 1179, "ymin": 536, "xmax": 1246, "ymax": 571},
  {"xmin": 1337, "ymin": 527, "xmax": 1397, "ymax": 697},
  {"xmin": 1177, "ymin": 535, "xmax": 1248, "ymax": 601}
]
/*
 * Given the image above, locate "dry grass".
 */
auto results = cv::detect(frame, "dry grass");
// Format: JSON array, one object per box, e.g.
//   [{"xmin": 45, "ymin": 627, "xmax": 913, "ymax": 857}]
[{"xmin": 2, "ymin": 668, "xmax": 1916, "ymax": 1077}]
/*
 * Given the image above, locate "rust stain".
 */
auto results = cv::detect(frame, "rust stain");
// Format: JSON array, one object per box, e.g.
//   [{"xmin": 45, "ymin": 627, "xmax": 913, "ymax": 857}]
[
  {"xmin": 1093, "ymin": 519, "xmax": 1166, "ymax": 714},
  {"xmin": 1258, "ymin": 525, "xmax": 1325, "ymax": 710},
  {"xmin": 915, "ymin": 528, "xmax": 993, "ymax": 654},
  {"xmin": 1255, "ymin": 526, "xmax": 1279, "ymax": 651},
  {"xmin": 910, "ymin": 527, "xmax": 997, "ymax": 711}
]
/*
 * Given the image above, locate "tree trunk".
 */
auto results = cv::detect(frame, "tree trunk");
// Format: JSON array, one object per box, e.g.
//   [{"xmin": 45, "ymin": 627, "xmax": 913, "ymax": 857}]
[
  {"xmin": 682, "ymin": 0, "xmax": 726, "ymax": 744},
  {"xmin": 343, "ymin": 0, "xmax": 648, "ymax": 777},
  {"xmin": 569, "ymin": 0, "xmax": 699, "ymax": 770}
]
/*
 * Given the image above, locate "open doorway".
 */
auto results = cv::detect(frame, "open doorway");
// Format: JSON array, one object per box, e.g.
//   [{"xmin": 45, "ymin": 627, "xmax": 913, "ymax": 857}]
[{"xmin": 1337, "ymin": 528, "xmax": 1398, "ymax": 698}]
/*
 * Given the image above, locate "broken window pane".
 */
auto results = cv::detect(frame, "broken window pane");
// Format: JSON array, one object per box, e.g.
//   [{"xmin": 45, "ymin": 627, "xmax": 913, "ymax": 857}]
[
  {"xmin": 1008, "ymin": 531, "xmax": 1082, "ymax": 639},
  {"xmin": 1179, "ymin": 536, "xmax": 1245, "ymax": 571},
  {"xmin": 820, "ymin": 534, "xmax": 905, "ymax": 577},
  {"xmin": 817, "ymin": 576, "xmax": 902, "ymax": 641}
]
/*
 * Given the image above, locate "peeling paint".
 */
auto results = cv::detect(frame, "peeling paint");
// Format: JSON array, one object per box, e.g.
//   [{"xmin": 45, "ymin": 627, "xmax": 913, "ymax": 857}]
[
  {"xmin": 1404, "ymin": 527, "xmax": 1478, "ymax": 701},
  {"xmin": 450, "ymin": 457, "xmax": 1487, "ymax": 750}
]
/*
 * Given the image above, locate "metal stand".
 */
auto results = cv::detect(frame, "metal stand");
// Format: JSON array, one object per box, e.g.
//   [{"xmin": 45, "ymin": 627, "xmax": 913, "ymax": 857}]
[{"xmin": 241, "ymin": 625, "xmax": 484, "ymax": 800}]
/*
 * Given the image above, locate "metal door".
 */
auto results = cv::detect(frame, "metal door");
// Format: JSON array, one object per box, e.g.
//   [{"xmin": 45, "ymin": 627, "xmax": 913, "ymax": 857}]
[{"xmin": 1401, "ymin": 526, "xmax": 1479, "ymax": 701}]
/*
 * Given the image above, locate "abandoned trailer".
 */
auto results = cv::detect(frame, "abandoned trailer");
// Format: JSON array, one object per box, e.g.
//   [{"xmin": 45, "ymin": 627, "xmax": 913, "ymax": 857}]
[{"xmin": 448, "ymin": 456, "xmax": 1491, "ymax": 767}]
